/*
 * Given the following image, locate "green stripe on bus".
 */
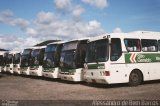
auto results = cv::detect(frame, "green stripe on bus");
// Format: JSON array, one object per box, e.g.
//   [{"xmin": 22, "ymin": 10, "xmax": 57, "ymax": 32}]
[
  {"xmin": 125, "ymin": 54, "xmax": 132, "ymax": 63},
  {"xmin": 125, "ymin": 53, "xmax": 160, "ymax": 63},
  {"xmin": 88, "ymin": 64, "xmax": 105, "ymax": 69},
  {"xmin": 43, "ymin": 67, "xmax": 55, "ymax": 72},
  {"xmin": 61, "ymin": 68, "xmax": 76, "ymax": 72}
]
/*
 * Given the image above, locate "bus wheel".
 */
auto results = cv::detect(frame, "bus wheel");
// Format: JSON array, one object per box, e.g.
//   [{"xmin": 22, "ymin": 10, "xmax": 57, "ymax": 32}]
[{"xmin": 129, "ymin": 70, "xmax": 142, "ymax": 86}]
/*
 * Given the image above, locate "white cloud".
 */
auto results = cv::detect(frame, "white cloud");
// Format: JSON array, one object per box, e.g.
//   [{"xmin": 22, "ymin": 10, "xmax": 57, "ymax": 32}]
[
  {"xmin": 113, "ymin": 27, "xmax": 122, "ymax": 33},
  {"xmin": 53, "ymin": 0, "xmax": 85, "ymax": 17},
  {"xmin": 36, "ymin": 11, "xmax": 57, "ymax": 25},
  {"xmin": 0, "ymin": 2, "xmax": 106, "ymax": 51},
  {"xmin": 9, "ymin": 18, "xmax": 30, "ymax": 28},
  {"xmin": 0, "ymin": 10, "xmax": 30, "ymax": 28},
  {"xmin": 25, "ymin": 28, "xmax": 38, "ymax": 36},
  {"xmin": 0, "ymin": 10, "xmax": 13, "ymax": 23},
  {"xmin": 82, "ymin": 0, "xmax": 108, "ymax": 9},
  {"xmin": 25, "ymin": 11, "xmax": 105, "ymax": 40},
  {"xmin": 54, "ymin": 0, "xmax": 71, "ymax": 10},
  {"xmin": 72, "ymin": 6, "xmax": 85, "ymax": 17},
  {"xmin": 0, "ymin": 35, "xmax": 40, "ymax": 51}
]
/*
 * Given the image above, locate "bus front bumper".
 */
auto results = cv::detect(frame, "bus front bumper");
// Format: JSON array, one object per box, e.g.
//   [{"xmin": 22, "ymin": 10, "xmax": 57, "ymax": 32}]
[
  {"xmin": 83, "ymin": 75, "xmax": 110, "ymax": 84},
  {"xmin": 6, "ymin": 67, "xmax": 14, "ymax": 74},
  {"xmin": 20, "ymin": 68, "xmax": 29, "ymax": 75},
  {"xmin": 42, "ymin": 72, "xmax": 59, "ymax": 78},
  {"xmin": 59, "ymin": 73, "xmax": 82, "ymax": 82},
  {"xmin": 13, "ymin": 67, "xmax": 21, "ymax": 74}
]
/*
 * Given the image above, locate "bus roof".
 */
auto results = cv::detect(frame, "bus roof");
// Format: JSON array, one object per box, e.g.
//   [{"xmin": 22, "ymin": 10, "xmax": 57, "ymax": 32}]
[
  {"xmin": 47, "ymin": 41, "xmax": 65, "ymax": 45},
  {"xmin": 88, "ymin": 31, "xmax": 160, "ymax": 42},
  {"xmin": 0, "ymin": 51, "xmax": 8, "ymax": 55},
  {"xmin": 64, "ymin": 37, "xmax": 89, "ymax": 44},
  {"xmin": 9, "ymin": 51, "xmax": 20, "ymax": 54}
]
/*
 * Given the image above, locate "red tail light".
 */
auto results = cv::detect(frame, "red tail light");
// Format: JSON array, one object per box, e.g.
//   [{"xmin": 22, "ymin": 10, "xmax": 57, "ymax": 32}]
[
  {"xmin": 92, "ymin": 79, "xmax": 96, "ymax": 83},
  {"xmin": 105, "ymin": 71, "xmax": 110, "ymax": 76}
]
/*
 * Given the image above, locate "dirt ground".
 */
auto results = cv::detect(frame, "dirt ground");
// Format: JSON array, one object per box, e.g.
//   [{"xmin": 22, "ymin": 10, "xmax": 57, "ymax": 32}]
[{"xmin": 0, "ymin": 73, "xmax": 160, "ymax": 106}]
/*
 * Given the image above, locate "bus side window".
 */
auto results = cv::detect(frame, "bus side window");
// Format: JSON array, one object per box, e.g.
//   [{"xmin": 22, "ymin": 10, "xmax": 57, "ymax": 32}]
[
  {"xmin": 141, "ymin": 39, "xmax": 158, "ymax": 52},
  {"xmin": 110, "ymin": 38, "xmax": 122, "ymax": 61},
  {"xmin": 124, "ymin": 39, "xmax": 141, "ymax": 52},
  {"xmin": 158, "ymin": 40, "xmax": 160, "ymax": 51}
]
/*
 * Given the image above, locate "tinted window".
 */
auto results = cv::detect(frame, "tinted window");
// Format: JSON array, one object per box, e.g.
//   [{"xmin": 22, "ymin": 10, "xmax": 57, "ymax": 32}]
[
  {"xmin": 158, "ymin": 40, "xmax": 160, "ymax": 51},
  {"xmin": 62, "ymin": 41, "xmax": 78, "ymax": 51},
  {"xmin": 13, "ymin": 53, "xmax": 21, "ymax": 64},
  {"xmin": 45, "ymin": 44, "xmax": 57, "ymax": 52},
  {"xmin": 124, "ymin": 39, "xmax": 141, "ymax": 52},
  {"xmin": 86, "ymin": 39, "xmax": 108, "ymax": 63},
  {"xmin": 111, "ymin": 38, "xmax": 122, "ymax": 61},
  {"xmin": 141, "ymin": 39, "xmax": 158, "ymax": 52},
  {"xmin": 76, "ymin": 41, "xmax": 87, "ymax": 68},
  {"xmin": 23, "ymin": 49, "xmax": 32, "ymax": 55}
]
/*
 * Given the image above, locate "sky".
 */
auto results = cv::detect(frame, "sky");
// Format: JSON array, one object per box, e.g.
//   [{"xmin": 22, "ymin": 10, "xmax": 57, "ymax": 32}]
[{"xmin": 0, "ymin": 0, "xmax": 160, "ymax": 51}]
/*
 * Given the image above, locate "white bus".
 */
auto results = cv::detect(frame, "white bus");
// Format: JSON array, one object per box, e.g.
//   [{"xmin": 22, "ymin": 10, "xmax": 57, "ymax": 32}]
[
  {"xmin": 20, "ymin": 47, "xmax": 33, "ymax": 75},
  {"xmin": 13, "ymin": 52, "xmax": 21, "ymax": 74},
  {"xmin": 29, "ymin": 46, "xmax": 46, "ymax": 76},
  {"xmin": 2, "ymin": 52, "xmax": 9, "ymax": 72},
  {"xmin": 42, "ymin": 41, "xmax": 64, "ymax": 78},
  {"xmin": 59, "ymin": 38, "xmax": 88, "ymax": 82},
  {"xmin": 84, "ymin": 31, "xmax": 160, "ymax": 86},
  {"xmin": 0, "ymin": 51, "xmax": 7, "ymax": 72},
  {"xmin": 6, "ymin": 51, "xmax": 20, "ymax": 74}
]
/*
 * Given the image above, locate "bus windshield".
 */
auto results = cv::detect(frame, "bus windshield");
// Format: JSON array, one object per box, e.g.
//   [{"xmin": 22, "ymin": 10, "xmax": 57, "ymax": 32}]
[
  {"xmin": 31, "ymin": 49, "xmax": 44, "ymax": 66},
  {"xmin": 60, "ymin": 41, "xmax": 78, "ymax": 69},
  {"xmin": 43, "ymin": 44, "xmax": 57, "ymax": 68},
  {"xmin": 45, "ymin": 44, "xmax": 57, "ymax": 52},
  {"xmin": 60, "ymin": 50, "xmax": 76, "ymax": 69},
  {"xmin": 43, "ymin": 44, "xmax": 62, "ymax": 68},
  {"xmin": 7, "ymin": 54, "xmax": 13, "ymax": 64},
  {"xmin": 22, "ymin": 49, "xmax": 32, "ymax": 55},
  {"xmin": 31, "ymin": 49, "xmax": 40, "ymax": 57},
  {"xmin": 21, "ymin": 55, "xmax": 30, "ymax": 67},
  {"xmin": 86, "ymin": 39, "xmax": 108, "ymax": 63},
  {"xmin": 43, "ymin": 52, "xmax": 55, "ymax": 68},
  {"xmin": 0, "ymin": 55, "xmax": 4, "ymax": 66},
  {"xmin": 13, "ymin": 53, "xmax": 21, "ymax": 64},
  {"xmin": 62, "ymin": 41, "xmax": 78, "ymax": 51}
]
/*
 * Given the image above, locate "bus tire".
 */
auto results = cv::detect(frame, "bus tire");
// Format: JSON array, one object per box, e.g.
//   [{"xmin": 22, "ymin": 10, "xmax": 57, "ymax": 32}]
[{"xmin": 129, "ymin": 70, "xmax": 142, "ymax": 86}]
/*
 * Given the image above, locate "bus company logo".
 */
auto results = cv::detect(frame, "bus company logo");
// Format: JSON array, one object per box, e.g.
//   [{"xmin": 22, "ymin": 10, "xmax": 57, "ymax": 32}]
[
  {"xmin": 130, "ymin": 53, "xmax": 136, "ymax": 63},
  {"xmin": 130, "ymin": 53, "xmax": 152, "ymax": 63},
  {"xmin": 136, "ymin": 54, "xmax": 152, "ymax": 63}
]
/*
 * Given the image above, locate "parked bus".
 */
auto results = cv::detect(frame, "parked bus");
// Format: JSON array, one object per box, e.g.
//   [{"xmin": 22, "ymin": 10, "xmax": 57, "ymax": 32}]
[
  {"xmin": 42, "ymin": 41, "xmax": 64, "ymax": 78},
  {"xmin": 59, "ymin": 38, "xmax": 88, "ymax": 82},
  {"xmin": 0, "ymin": 54, "xmax": 3, "ymax": 72},
  {"xmin": 20, "ymin": 47, "xmax": 34, "ymax": 75},
  {"xmin": 13, "ymin": 52, "xmax": 21, "ymax": 74},
  {"xmin": 5, "ymin": 52, "xmax": 14, "ymax": 73},
  {"xmin": 0, "ymin": 51, "xmax": 7, "ymax": 72},
  {"xmin": 29, "ymin": 46, "xmax": 46, "ymax": 76},
  {"xmin": 6, "ymin": 51, "xmax": 20, "ymax": 74},
  {"xmin": 83, "ymin": 31, "xmax": 160, "ymax": 86},
  {"xmin": 2, "ymin": 52, "xmax": 9, "ymax": 72}
]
